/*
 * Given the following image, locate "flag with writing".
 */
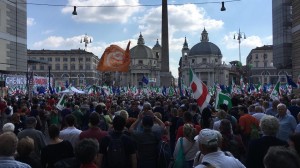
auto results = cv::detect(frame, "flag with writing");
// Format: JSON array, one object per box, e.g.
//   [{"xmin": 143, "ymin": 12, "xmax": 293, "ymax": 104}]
[
  {"xmin": 215, "ymin": 92, "xmax": 232, "ymax": 110},
  {"xmin": 56, "ymin": 94, "xmax": 67, "ymax": 111},
  {"xmin": 189, "ymin": 68, "xmax": 211, "ymax": 110},
  {"xmin": 97, "ymin": 41, "xmax": 131, "ymax": 72},
  {"xmin": 270, "ymin": 81, "xmax": 280, "ymax": 100}
]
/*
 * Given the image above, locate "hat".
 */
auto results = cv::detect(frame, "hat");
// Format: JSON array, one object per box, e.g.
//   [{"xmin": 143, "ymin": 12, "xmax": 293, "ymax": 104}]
[
  {"xmin": 2, "ymin": 123, "xmax": 15, "ymax": 132},
  {"xmin": 195, "ymin": 129, "xmax": 218, "ymax": 146}
]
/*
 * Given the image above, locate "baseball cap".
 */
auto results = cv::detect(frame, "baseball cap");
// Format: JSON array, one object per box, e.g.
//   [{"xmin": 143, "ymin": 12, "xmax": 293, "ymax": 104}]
[{"xmin": 195, "ymin": 129, "xmax": 218, "ymax": 146}]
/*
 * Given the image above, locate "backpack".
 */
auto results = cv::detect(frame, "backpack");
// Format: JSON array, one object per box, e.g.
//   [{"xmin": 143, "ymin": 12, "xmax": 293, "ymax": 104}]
[
  {"xmin": 157, "ymin": 140, "xmax": 172, "ymax": 168},
  {"xmin": 99, "ymin": 115, "xmax": 109, "ymax": 131},
  {"xmin": 106, "ymin": 134, "xmax": 126, "ymax": 168}
]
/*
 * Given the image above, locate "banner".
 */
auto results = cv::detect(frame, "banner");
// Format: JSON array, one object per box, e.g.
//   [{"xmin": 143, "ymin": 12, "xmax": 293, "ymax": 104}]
[{"xmin": 97, "ymin": 41, "xmax": 131, "ymax": 72}]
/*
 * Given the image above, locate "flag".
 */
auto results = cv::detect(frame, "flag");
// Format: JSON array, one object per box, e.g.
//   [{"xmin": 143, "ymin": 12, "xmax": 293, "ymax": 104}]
[
  {"xmin": 142, "ymin": 75, "xmax": 149, "ymax": 84},
  {"xmin": 215, "ymin": 92, "xmax": 232, "ymax": 110},
  {"xmin": 189, "ymin": 68, "xmax": 211, "ymax": 110},
  {"xmin": 97, "ymin": 41, "xmax": 131, "ymax": 72},
  {"xmin": 56, "ymin": 94, "xmax": 67, "ymax": 110},
  {"xmin": 286, "ymin": 74, "xmax": 297, "ymax": 88},
  {"xmin": 270, "ymin": 81, "xmax": 280, "ymax": 100}
]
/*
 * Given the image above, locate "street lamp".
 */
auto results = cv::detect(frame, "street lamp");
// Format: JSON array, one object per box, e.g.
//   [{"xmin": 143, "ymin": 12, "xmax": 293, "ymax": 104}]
[
  {"xmin": 80, "ymin": 34, "xmax": 92, "ymax": 86},
  {"xmin": 233, "ymin": 28, "xmax": 246, "ymax": 63}
]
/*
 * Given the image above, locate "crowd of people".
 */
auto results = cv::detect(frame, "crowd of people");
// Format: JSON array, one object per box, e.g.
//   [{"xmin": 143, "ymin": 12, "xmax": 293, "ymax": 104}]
[{"xmin": 0, "ymin": 92, "xmax": 300, "ymax": 168}]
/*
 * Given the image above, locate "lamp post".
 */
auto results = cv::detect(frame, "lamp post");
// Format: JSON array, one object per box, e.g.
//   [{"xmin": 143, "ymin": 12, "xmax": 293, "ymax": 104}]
[
  {"xmin": 233, "ymin": 28, "xmax": 246, "ymax": 63},
  {"xmin": 80, "ymin": 34, "xmax": 92, "ymax": 86}
]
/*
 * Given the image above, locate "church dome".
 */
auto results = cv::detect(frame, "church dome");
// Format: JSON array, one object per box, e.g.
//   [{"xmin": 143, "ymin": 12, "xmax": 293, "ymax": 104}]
[
  {"xmin": 189, "ymin": 28, "xmax": 222, "ymax": 56},
  {"xmin": 130, "ymin": 33, "xmax": 154, "ymax": 59},
  {"xmin": 189, "ymin": 42, "xmax": 222, "ymax": 56}
]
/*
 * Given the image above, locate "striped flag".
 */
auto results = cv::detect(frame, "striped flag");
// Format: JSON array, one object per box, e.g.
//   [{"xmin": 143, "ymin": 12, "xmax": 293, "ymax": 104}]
[
  {"xmin": 270, "ymin": 81, "xmax": 280, "ymax": 100},
  {"xmin": 189, "ymin": 68, "xmax": 211, "ymax": 110}
]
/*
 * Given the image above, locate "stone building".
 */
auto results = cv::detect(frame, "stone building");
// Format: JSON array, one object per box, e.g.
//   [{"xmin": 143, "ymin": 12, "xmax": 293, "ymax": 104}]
[
  {"xmin": 179, "ymin": 28, "xmax": 230, "ymax": 87},
  {"xmin": 27, "ymin": 49, "xmax": 101, "ymax": 87}
]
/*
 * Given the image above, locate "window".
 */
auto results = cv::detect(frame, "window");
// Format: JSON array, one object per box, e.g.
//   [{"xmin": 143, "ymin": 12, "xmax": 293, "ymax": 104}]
[
  {"xmin": 63, "ymin": 58, "xmax": 68, "ymax": 62},
  {"xmin": 71, "ymin": 64, "xmax": 76, "ymax": 70},
  {"xmin": 48, "ymin": 57, "xmax": 52, "ymax": 61},
  {"xmin": 79, "ymin": 64, "xmax": 83, "ymax": 70},
  {"xmin": 264, "ymin": 61, "xmax": 268, "ymax": 67},
  {"xmin": 86, "ymin": 58, "xmax": 90, "ymax": 62},
  {"xmin": 215, "ymin": 58, "xmax": 218, "ymax": 62},
  {"xmin": 255, "ymin": 62, "xmax": 259, "ymax": 67},
  {"xmin": 32, "ymin": 65, "xmax": 36, "ymax": 70},
  {"xmin": 55, "ymin": 57, "xmax": 60, "ymax": 62},
  {"xmin": 71, "ymin": 58, "xmax": 76, "ymax": 62},
  {"xmin": 264, "ymin": 53, "xmax": 268, "ymax": 59},
  {"xmin": 86, "ymin": 64, "xmax": 90, "ymax": 70},
  {"xmin": 63, "ymin": 64, "xmax": 68, "ymax": 70},
  {"xmin": 78, "ymin": 58, "xmax": 83, "ymax": 62},
  {"xmin": 40, "ymin": 65, "xmax": 44, "ymax": 70},
  {"xmin": 156, "ymin": 52, "xmax": 159, "ymax": 59},
  {"xmin": 40, "ymin": 57, "xmax": 45, "ymax": 61},
  {"xmin": 202, "ymin": 58, "xmax": 207, "ymax": 63},
  {"xmin": 192, "ymin": 59, "xmax": 195, "ymax": 63},
  {"xmin": 31, "ymin": 57, "xmax": 36, "ymax": 60},
  {"xmin": 55, "ymin": 64, "xmax": 60, "ymax": 70},
  {"xmin": 138, "ymin": 60, "xmax": 143, "ymax": 64},
  {"xmin": 255, "ymin": 54, "xmax": 258, "ymax": 59}
]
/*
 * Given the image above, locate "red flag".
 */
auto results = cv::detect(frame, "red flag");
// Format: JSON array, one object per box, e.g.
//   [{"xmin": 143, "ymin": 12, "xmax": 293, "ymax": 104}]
[{"xmin": 97, "ymin": 41, "xmax": 131, "ymax": 72}]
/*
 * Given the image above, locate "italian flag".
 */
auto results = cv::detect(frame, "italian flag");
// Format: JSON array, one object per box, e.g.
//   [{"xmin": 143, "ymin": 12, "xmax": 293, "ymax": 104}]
[
  {"xmin": 270, "ymin": 81, "xmax": 280, "ymax": 100},
  {"xmin": 189, "ymin": 68, "xmax": 211, "ymax": 110},
  {"xmin": 56, "ymin": 94, "xmax": 67, "ymax": 110}
]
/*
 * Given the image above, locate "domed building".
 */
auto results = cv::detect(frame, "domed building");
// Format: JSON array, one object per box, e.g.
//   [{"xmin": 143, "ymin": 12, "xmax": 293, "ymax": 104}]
[
  {"xmin": 179, "ymin": 28, "xmax": 230, "ymax": 87},
  {"xmin": 121, "ymin": 33, "xmax": 163, "ymax": 86}
]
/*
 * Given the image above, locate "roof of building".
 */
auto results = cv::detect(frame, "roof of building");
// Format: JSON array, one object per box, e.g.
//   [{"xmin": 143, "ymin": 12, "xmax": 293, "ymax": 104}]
[{"xmin": 130, "ymin": 33, "xmax": 154, "ymax": 59}]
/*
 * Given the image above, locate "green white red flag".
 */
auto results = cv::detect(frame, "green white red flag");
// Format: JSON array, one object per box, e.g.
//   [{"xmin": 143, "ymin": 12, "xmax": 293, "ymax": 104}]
[
  {"xmin": 270, "ymin": 80, "xmax": 280, "ymax": 100},
  {"xmin": 189, "ymin": 68, "xmax": 211, "ymax": 110}
]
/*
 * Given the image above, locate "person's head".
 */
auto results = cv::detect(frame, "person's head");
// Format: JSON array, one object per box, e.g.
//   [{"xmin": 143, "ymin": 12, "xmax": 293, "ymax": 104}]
[
  {"xmin": 260, "ymin": 115, "xmax": 279, "ymax": 136},
  {"xmin": 2, "ymin": 123, "xmax": 15, "ymax": 133},
  {"xmin": 17, "ymin": 136, "xmax": 34, "ymax": 156},
  {"xmin": 89, "ymin": 112, "xmax": 100, "ymax": 126},
  {"xmin": 289, "ymin": 133, "xmax": 300, "ymax": 156},
  {"xmin": 183, "ymin": 111, "xmax": 193, "ymax": 123},
  {"xmin": 171, "ymin": 108, "xmax": 178, "ymax": 116},
  {"xmin": 238, "ymin": 105, "xmax": 248, "ymax": 115},
  {"xmin": 154, "ymin": 112, "xmax": 162, "ymax": 121},
  {"xmin": 183, "ymin": 123, "xmax": 196, "ymax": 141},
  {"xmin": 119, "ymin": 110, "xmax": 129, "ymax": 121},
  {"xmin": 25, "ymin": 116, "xmax": 37, "ymax": 128},
  {"xmin": 272, "ymin": 100, "xmax": 280, "ymax": 109},
  {"xmin": 219, "ymin": 104, "xmax": 228, "ymax": 112},
  {"xmin": 0, "ymin": 132, "xmax": 18, "ymax": 157},
  {"xmin": 75, "ymin": 139, "xmax": 99, "ymax": 164},
  {"xmin": 219, "ymin": 119, "xmax": 232, "ymax": 134},
  {"xmin": 142, "ymin": 115, "xmax": 154, "ymax": 129},
  {"xmin": 255, "ymin": 106, "xmax": 264, "ymax": 113},
  {"xmin": 264, "ymin": 146, "xmax": 300, "ymax": 168},
  {"xmin": 142, "ymin": 102, "xmax": 152, "ymax": 112},
  {"xmin": 48, "ymin": 124, "xmax": 60, "ymax": 140},
  {"xmin": 217, "ymin": 110, "xmax": 227, "ymax": 120},
  {"xmin": 277, "ymin": 103, "xmax": 287, "ymax": 117},
  {"xmin": 113, "ymin": 115, "xmax": 126, "ymax": 131},
  {"xmin": 196, "ymin": 129, "xmax": 219, "ymax": 155},
  {"xmin": 65, "ymin": 114, "xmax": 76, "ymax": 127}
]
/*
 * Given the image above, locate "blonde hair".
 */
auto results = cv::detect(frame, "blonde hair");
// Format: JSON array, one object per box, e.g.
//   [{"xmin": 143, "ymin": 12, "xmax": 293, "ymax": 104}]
[{"xmin": 183, "ymin": 123, "xmax": 196, "ymax": 141}]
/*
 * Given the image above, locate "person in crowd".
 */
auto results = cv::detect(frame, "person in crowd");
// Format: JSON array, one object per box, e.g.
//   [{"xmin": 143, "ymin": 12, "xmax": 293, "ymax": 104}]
[
  {"xmin": 129, "ymin": 114, "xmax": 160, "ymax": 168},
  {"xmin": 252, "ymin": 105, "xmax": 266, "ymax": 122},
  {"xmin": 288, "ymin": 133, "xmax": 300, "ymax": 157},
  {"xmin": 200, "ymin": 107, "xmax": 213, "ymax": 129},
  {"xmin": 16, "ymin": 136, "xmax": 42, "ymax": 168},
  {"xmin": 0, "ymin": 132, "xmax": 31, "ymax": 168},
  {"xmin": 238, "ymin": 105, "xmax": 259, "ymax": 146},
  {"xmin": 169, "ymin": 107, "xmax": 180, "ymax": 154},
  {"xmin": 174, "ymin": 123, "xmax": 198, "ymax": 168},
  {"xmin": 41, "ymin": 124, "xmax": 74, "ymax": 168},
  {"xmin": 265, "ymin": 99, "xmax": 280, "ymax": 116},
  {"xmin": 99, "ymin": 115, "xmax": 137, "ymax": 168},
  {"xmin": 246, "ymin": 115, "xmax": 288, "ymax": 168},
  {"xmin": 71, "ymin": 105, "xmax": 84, "ymax": 129},
  {"xmin": 218, "ymin": 104, "xmax": 237, "ymax": 133},
  {"xmin": 127, "ymin": 100, "xmax": 140, "ymax": 118},
  {"xmin": 212, "ymin": 110, "xmax": 227, "ymax": 131},
  {"xmin": 176, "ymin": 111, "xmax": 201, "ymax": 141},
  {"xmin": 59, "ymin": 114, "xmax": 82, "ymax": 149},
  {"xmin": 2, "ymin": 122, "xmax": 15, "ymax": 133},
  {"xmin": 263, "ymin": 146, "xmax": 300, "ymax": 168},
  {"xmin": 194, "ymin": 129, "xmax": 245, "ymax": 168},
  {"xmin": 79, "ymin": 112, "xmax": 108, "ymax": 142},
  {"xmin": 276, "ymin": 103, "xmax": 297, "ymax": 142},
  {"xmin": 295, "ymin": 112, "xmax": 300, "ymax": 133},
  {"xmin": 219, "ymin": 119, "xmax": 245, "ymax": 161},
  {"xmin": 17, "ymin": 116, "xmax": 47, "ymax": 159},
  {"xmin": 288, "ymin": 99, "xmax": 300, "ymax": 122},
  {"xmin": 60, "ymin": 102, "xmax": 72, "ymax": 128},
  {"xmin": 11, "ymin": 113, "xmax": 25, "ymax": 135},
  {"xmin": 75, "ymin": 139, "xmax": 99, "ymax": 168}
]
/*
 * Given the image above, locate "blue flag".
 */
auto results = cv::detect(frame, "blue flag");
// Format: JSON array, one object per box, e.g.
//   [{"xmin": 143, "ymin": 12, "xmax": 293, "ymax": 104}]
[
  {"xmin": 142, "ymin": 75, "xmax": 149, "ymax": 84},
  {"xmin": 286, "ymin": 74, "xmax": 298, "ymax": 88},
  {"xmin": 162, "ymin": 86, "xmax": 167, "ymax": 96}
]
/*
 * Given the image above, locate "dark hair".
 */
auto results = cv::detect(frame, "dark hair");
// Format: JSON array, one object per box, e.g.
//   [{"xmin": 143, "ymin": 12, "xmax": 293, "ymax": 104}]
[
  {"xmin": 264, "ymin": 146, "xmax": 300, "ymax": 168},
  {"xmin": 95, "ymin": 105, "xmax": 104, "ymax": 114},
  {"xmin": 219, "ymin": 104, "xmax": 228, "ymax": 112},
  {"xmin": 238, "ymin": 105, "xmax": 248, "ymax": 114},
  {"xmin": 183, "ymin": 111, "xmax": 193, "ymax": 123},
  {"xmin": 289, "ymin": 133, "xmax": 300, "ymax": 156},
  {"xmin": 89, "ymin": 112, "xmax": 100, "ymax": 126},
  {"xmin": 48, "ymin": 124, "xmax": 60, "ymax": 139},
  {"xmin": 142, "ymin": 115, "xmax": 154, "ymax": 128},
  {"xmin": 75, "ymin": 139, "xmax": 99, "ymax": 164},
  {"xmin": 113, "ymin": 115, "xmax": 126, "ymax": 131},
  {"xmin": 65, "ymin": 114, "xmax": 76, "ymax": 126}
]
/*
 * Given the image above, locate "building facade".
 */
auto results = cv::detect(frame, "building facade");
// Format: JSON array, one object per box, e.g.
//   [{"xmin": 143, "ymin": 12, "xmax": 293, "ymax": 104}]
[
  {"xmin": 0, "ymin": 0, "xmax": 27, "ymax": 73},
  {"xmin": 27, "ymin": 49, "xmax": 101, "ymax": 87},
  {"xmin": 292, "ymin": 0, "xmax": 300, "ymax": 84},
  {"xmin": 272, "ymin": 0, "xmax": 292, "ymax": 70},
  {"xmin": 179, "ymin": 29, "xmax": 230, "ymax": 87}
]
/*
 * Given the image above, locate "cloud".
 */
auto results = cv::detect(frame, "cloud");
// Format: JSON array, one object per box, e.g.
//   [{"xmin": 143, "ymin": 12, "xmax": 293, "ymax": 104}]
[
  {"xmin": 61, "ymin": 0, "xmax": 140, "ymax": 23},
  {"xmin": 222, "ymin": 32, "xmax": 264, "ymax": 50},
  {"xmin": 42, "ymin": 30, "xmax": 54, "ymax": 35},
  {"xmin": 27, "ymin": 18, "xmax": 36, "ymax": 26}
]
